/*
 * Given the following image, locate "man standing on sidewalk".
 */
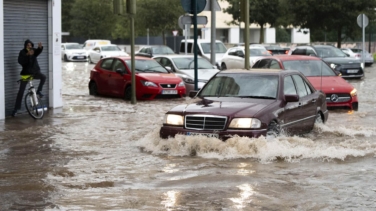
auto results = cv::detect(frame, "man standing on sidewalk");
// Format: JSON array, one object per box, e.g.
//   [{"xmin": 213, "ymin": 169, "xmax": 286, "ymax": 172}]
[{"xmin": 12, "ymin": 39, "xmax": 46, "ymax": 117}]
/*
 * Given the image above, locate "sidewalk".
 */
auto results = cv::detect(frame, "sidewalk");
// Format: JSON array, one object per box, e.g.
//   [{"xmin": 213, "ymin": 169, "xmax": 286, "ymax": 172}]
[{"xmin": 0, "ymin": 108, "xmax": 63, "ymax": 132}]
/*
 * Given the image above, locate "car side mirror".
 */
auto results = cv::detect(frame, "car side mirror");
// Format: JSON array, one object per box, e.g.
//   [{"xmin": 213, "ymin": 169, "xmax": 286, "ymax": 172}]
[
  {"xmin": 165, "ymin": 66, "xmax": 173, "ymax": 72},
  {"xmin": 188, "ymin": 90, "xmax": 198, "ymax": 98},
  {"xmin": 284, "ymin": 94, "xmax": 299, "ymax": 102},
  {"xmin": 116, "ymin": 69, "xmax": 124, "ymax": 75}
]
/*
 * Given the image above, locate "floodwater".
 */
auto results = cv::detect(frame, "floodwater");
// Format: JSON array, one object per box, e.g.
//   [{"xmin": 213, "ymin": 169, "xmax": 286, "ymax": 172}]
[{"xmin": 1, "ymin": 61, "xmax": 376, "ymax": 211}]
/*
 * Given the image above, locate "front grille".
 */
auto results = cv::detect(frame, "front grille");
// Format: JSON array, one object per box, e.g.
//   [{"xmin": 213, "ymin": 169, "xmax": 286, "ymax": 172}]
[
  {"xmin": 160, "ymin": 84, "xmax": 176, "ymax": 88},
  {"xmin": 326, "ymin": 93, "xmax": 351, "ymax": 102},
  {"xmin": 341, "ymin": 63, "xmax": 361, "ymax": 69},
  {"xmin": 72, "ymin": 56, "xmax": 87, "ymax": 59},
  {"xmin": 185, "ymin": 115, "xmax": 227, "ymax": 130}
]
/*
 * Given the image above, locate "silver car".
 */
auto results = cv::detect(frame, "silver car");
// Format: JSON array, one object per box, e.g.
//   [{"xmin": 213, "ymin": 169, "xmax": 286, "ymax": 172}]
[
  {"xmin": 61, "ymin": 43, "xmax": 87, "ymax": 62},
  {"xmin": 220, "ymin": 46, "xmax": 272, "ymax": 70},
  {"xmin": 341, "ymin": 48, "xmax": 374, "ymax": 66},
  {"xmin": 153, "ymin": 55, "xmax": 219, "ymax": 94}
]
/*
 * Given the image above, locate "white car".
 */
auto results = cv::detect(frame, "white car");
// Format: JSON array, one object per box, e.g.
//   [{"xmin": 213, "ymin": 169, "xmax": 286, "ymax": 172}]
[
  {"xmin": 341, "ymin": 48, "xmax": 374, "ymax": 66},
  {"xmin": 153, "ymin": 55, "xmax": 219, "ymax": 94},
  {"xmin": 220, "ymin": 46, "xmax": 272, "ymax": 70},
  {"xmin": 61, "ymin": 43, "xmax": 87, "ymax": 62},
  {"xmin": 88, "ymin": 44, "xmax": 129, "ymax": 64}
]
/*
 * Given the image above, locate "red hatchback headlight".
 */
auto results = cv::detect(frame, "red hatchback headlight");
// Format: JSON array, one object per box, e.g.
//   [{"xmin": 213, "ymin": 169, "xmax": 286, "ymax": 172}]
[{"xmin": 141, "ymin": 80, "xmax": 158, "ymax": 87}]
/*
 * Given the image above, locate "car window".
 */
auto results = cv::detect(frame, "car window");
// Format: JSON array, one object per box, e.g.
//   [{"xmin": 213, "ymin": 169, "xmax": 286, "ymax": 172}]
[
  {"xmin": 235, "ymin": 50, "xmax": 244, "ymax": 57},
  {"xmin": 306, "ymin": 48, "xmax": 316, "ymax": 56},
  {"xmin": 200, "ymin": 42, "xmax": 227, "ymax": 54},
  {"xmin": 257, "ymin": 59, "xmax": 270, "ymax": 68},
  {"xmin": 292, "ymin": 48, "xmax": 307, "ymax": 55},
  {"xmin": 100, "ymin": 59, "xmax": 114, "ymax": 70},
  {"xmin": 187, "ymin": 43, "xmax": 193, "ymax": 53},
  {"xmin": 124, "ymin": 59, "xmax": 169, "ymax": 73},
  {"xmin": 200, "ymin": 74, "xmax": 278, "ymax": 99},
  {"xmin": 269, "ymin": 60, "xmax": 281, "ymax": 69},
  {"xmin": 284, "ymin": 75, "xmax": 297, "ymax": 95},
  {"xmin": 102, "ymin": 45, "xmax": 121, "ymax": 51},
  {"xmin": 292, "ymin": 75, "xmax": 308, "ymax": 97},
  {"xmin": 152, "ymin": 46, "xmax": 174, "ymax": 54},
  {"xmin": 228, "ymin": 48, "xmax": 238, "ymax": 56},
  {"xmin": 112, "ymin": 59, "xmax": 126, "ymax": 73},
  {"xmin": 93, "ymin": 47, "xmax": 100, "ymax": 51},
  {"xmin": 282, "ymin": 60, "xmax": 336, "ymax": 76},
  {"xmin": 61, "ymin": 45, "xmax": 65, "ymax": 50},
  {"xmin": 315, "ymin": 46, "xmax": 347, "ymax": 58},
  {"xmin": 172, "ymin": 57, "xmax": 213, "ymax": 69},
  {"xmin": 160, "ymin": 58, "xmax": 173, "ymax": 69}
]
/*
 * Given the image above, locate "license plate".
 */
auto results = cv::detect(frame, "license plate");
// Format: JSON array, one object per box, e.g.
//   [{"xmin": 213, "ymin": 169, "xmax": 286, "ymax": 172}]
[
  {"xmin": 162, "ymin": 90, "xmax": 177, "ymax": 94},
  {"xmin": 77, "ymin": 56, "xmax": 84, "ymax": 59},
  {"xmin": 347, "ymin": 69, "xmax": 358, "ymax": 73},
  {"xmin": 186, "ymin": 132, "xmax": 219, "ymax": 138}
]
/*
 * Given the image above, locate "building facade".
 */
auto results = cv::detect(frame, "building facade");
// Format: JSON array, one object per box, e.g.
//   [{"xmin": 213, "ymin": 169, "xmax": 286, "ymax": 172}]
[{"xmin": 0, "ymin": 0, "xmax": 62, "ymax": 119}]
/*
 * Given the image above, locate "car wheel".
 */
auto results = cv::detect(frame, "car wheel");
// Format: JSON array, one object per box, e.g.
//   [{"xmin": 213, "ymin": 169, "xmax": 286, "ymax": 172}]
[
  {"xmin": 88, "ymin": 56, "xmax": 93, "ymax": 64},
  {"xmin": 64, "ymin": 55, "xmax": 68, "ymax": 62},
  {"xmin": 266, "ymin": 121, "xmax": 280, "ymax": 137},
  {"xmin": 352, "ymin": 102, "xmax": 359, "ymax": 111},
  {"xmin": 221, "ymin": 63, "xmax": 227, "ymax": 70},
  {"xmin": 315, "ymin": 112, "xmax": 324, "ymax": 124},
  {"xmin": 124, "ymin": 86, "xmax": 132, "ymax": 100},
  {"xmin": 89, "ymin": 82, "xmax": 98, "ymax": 96}
]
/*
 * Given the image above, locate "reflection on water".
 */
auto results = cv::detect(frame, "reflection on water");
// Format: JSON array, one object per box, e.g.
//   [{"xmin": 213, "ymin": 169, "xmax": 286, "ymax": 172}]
[
  {"xmin": 237, "ymin": 163, "xmax": 255, "ymax": 176},
  {"xmin": 229, "ymin": 184, "xmax": 254, "ymax": 209},
  {"xmin": 161, "ymin": 190, "xmax": 180, "ymax": 210}
]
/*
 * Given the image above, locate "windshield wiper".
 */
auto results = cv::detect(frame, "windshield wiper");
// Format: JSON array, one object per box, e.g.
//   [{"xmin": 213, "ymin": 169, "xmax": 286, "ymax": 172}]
[{"xmin": 236, "ymin": 96, "xmax": 276, "ymax": 99}]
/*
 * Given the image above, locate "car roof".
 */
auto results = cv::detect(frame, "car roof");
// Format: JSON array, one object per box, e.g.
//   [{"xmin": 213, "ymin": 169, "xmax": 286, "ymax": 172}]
[
  {"xmin": 116, "ymin": 56, "xmax": 154, "ymax": 60},
  {"xmin": 269, "ymin": 55, "xmax": 321, "ymax": 61},
  {"xmin": 62, "ymin": 42, "xmax": 79, "ymax": 45},
  {"xmin": 153, "ymin": 54, "xmax": 203, "ymax": 59},
  {"xmin": 220, "ymin": 68, "xmax": 299, "ymax": 76}
]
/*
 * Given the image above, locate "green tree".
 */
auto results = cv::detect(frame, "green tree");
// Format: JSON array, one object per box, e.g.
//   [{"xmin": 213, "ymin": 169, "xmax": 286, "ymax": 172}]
[
  {"xmin": 70, "ymin": 0, "xmax": 116, "ymax": 39},
  {"xmin": 287, "ymin": 0, "xmax": 376, "ymax": 47},
  {"xmin": 62, "ymin": 0, "xmax": 75, "ymax": 33},
  {"xmin": 222, "ymin": 0, "xmax": 280, "ymax": 43},
  {"xmin": 135, "ymin": 0, "xmax": 184, "ymax": 44}
]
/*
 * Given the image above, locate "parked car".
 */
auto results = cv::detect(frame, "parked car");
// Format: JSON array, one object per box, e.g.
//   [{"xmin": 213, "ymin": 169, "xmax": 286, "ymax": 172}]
[
  {"xmin": 160, "ymin": 69, "xmax": 328, "ymax": 140},
  {"xmin": 88, "ymin": 44, "xmax": 129, "ymax": 64},
  {"xmin": 252, "ymin": 55, "xmax": 358, "ymax": 110},
  {"xmin": 153, "ymin": 55, "xmax": 219, "ymax": 94},
  {"xmin": 179, "ymin": 39, "xmax": 228, "ymax": 69},
  {"xmin": 220, "ymin": 46, "xmax": 272, "ymax": 70},
  {"xmin": 135, "ymin": 45, "xmax": 176, "ymax": 58},
  {"xmin": 61, "ymin": 43, "xmax": 87, "ymax": 62},
  {"xmin": 288, "ymin": 45, "xmax": 364, "ymax": 79},
  {"xmin": 89, "ymin": 56, "xmax": 186, "ymax": 100},
  {"xmin": 82, "ymin": 39, "xmax": 111, "ymax": 51},
  {"xmin": 340, "ymin": 48, "xmax": 374, "ymax": 66},
  {"xmin": 250, "ymin": 44, "xmax": 287, "ymax": 55}
]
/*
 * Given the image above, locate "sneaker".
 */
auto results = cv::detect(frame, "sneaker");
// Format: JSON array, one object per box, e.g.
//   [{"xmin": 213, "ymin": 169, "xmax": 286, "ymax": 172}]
[
  {"xmin": 37, "ymin": 91, "xmax": 44, "ymax": 98},
  {"xmin": 11, "ymin": 110, "xmax": 17, "ymax": 117}
]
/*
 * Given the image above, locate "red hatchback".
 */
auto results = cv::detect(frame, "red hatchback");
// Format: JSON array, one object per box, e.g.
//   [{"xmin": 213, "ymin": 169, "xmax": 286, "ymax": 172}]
[
  {"xmin": 88, "ymin": 56, "xmax": 186, "ymax": 100},
  {"xmin": 252, "ymin": 55, "xmax": 358, "ymax": 110}
]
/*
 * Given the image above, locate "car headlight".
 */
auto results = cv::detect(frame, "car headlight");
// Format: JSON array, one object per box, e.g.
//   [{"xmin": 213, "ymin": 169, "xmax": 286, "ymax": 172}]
[
  {"xmin": 164, "ymin": 114, "xmax": 184, "ymax": 126},
  {"xmin": 181, "ymin": 77, "xmax": 194, "ymax": 84},
  {"xmin": 141, "ymin": 80, "xmax": 158, "ymax": 87},
  {"xmin": 102, "ymin": 55, "xmax": 107, "ymax": 58},
  {"xmin": 350, "ymin": 88, "xmax": 357, "ymax": 97},
  {"xmin": 229, "ymin": 118, "xmax": 261, "ymax": 129},
  {"xmin": 330, "ymin": 63, "xmax": 337, "ymax": 69},
  {"xmin": 178, "ymin": 81, "xmax": 185, "ymax": 87}
]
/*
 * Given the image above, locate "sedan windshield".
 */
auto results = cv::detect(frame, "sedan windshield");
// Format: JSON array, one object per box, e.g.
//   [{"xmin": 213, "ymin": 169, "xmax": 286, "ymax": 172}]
[
  {"xmin": 201, "ymin": 43, "xmax": 227, "ymax": 54},
  {"xmin": 101, "ymin": 46, "xmax": 121, "ymax": 51},
  {"xmin": 66, "ymin": 44, "xmax": 82, "ymax": 50},
  {"xmin": 315, "ymin": 47, "xmax": 347, "ymax": 58},
  {"xmin": 199, "ymin": 74, "xmax": 278, "ymax": 99},
  {"xmin": 125, "ymin": 59, "xmax": 169, "ymax": 73},
  {"xmin": 172, "ymin": 57, "xmax": 214, "ymax": 69},
  {"xmin": 282, "ymin": 60, "xmax": 336, "ymax": 76}
]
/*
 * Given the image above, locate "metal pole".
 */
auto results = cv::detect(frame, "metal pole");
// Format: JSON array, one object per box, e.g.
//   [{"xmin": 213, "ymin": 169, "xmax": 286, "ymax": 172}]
[
  {"xmin": 147, "ymin": 28, "xmax": 149, "ymax": 45},
  {"xmin": 210, "ymin": 0, "xmax": 216, "ymax": 66},
  {"xmin": 174, "ymin": 35, "xmax": 176, "ymax": 53},
  {"xmin": 131, "ymin": 15, "xmax": 137, "ymax": 104},
  {"xmin": 362, "ymin": 14, "xmax": 365, "ymax": 69},
  {"xmin": 185, "ymin": 24, "xmax": 188, "ymax": 55},
  {"xmin": 193, "ymin": 0, "xmax": 198, "ymax": 90},
  {"xmin": 244, "ymin": 0, "xmax": 250, "ymax": 69}
]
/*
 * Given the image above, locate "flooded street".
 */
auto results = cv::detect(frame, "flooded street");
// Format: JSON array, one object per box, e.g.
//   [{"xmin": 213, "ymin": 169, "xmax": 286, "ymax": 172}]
[{"xmin": 1, "ymin": 61, "xmax": 376, "ymax": 210}]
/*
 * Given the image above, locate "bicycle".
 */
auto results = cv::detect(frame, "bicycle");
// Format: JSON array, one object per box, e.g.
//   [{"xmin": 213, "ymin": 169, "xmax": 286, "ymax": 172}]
[{"xmin": 21, "ymin": 75, "xmax": 46, "ymax": 119}]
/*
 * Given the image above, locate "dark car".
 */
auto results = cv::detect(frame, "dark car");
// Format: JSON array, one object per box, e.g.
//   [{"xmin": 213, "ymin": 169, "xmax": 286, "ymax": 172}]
[
  {"xmin": 288, "ymin": 45, "xmax": 364, "ymax": 79},
  {"xmin": 160, "ymin": 69, "xmax": 328, "ymax": 140},
  {"xmin": 88, "ymin": 56, "xmax": 186, "ymax": 100},
  {"xmin": 135, "ymin": 45, "xmax": 176, "ymax": 58},
  {"xmin": 252, "ymin": 55, "xmax": 359, "ymax": 110}
]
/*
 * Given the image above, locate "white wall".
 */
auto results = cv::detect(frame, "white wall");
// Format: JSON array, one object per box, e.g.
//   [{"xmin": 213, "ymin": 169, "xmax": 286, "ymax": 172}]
[
  {"xmin": 228, "ymin": 28, "xmax": 240, "ymax": 44},
  {"xmin": 291, "ymin": 28, "xmax": 310, "ymax": 43},
  {"xmin": 48, "ymin": 0, "xmax": 63, "ymax": 109},
  {"xmin": 264, "ymin": 28, "xmax": 276, "ymax": 43},
  {"xmin": 0, "ymin": 0, "xmax": 4, "ymax": 120}
]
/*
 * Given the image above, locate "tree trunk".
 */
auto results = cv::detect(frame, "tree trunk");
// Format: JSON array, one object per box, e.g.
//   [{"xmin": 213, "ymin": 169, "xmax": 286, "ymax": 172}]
[
  {"xmin": 337, "ymin": 27, "xmax": 342, "ymax": 48},
  {"xmin": 259, "ymin": 24, "xmax": 264, "ymax": 43}
]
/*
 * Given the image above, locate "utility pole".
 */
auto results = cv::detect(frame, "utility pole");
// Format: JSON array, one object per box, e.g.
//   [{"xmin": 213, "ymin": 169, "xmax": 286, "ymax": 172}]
[{"xmin": 241, "ymin": 0, "xmax": 250, "ymax": 69}]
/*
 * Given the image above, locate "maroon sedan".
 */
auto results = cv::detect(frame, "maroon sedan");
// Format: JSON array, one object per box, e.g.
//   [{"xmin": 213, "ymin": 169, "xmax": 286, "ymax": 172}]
[
  {"xmin": 252, "ymin": 55, "xmax": 358, "ymax": 110},
  {"xmin": 160, "ymin": 69, "xmax": 328, "ymax": 140},
  {"xmin": 88, "ymin": 56, "xmax": 186, "ymax": 100}
]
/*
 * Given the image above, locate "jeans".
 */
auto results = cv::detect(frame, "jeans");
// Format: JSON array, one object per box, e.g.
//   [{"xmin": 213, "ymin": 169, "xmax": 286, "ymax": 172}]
[{"xmin": 14, "ymin": 72, "xmax": 46, "ymax": 110}]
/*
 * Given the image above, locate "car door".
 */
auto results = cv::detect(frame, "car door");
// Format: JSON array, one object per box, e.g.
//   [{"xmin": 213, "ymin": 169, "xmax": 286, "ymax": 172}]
[
  {"xmin": 225, "ymin": 48, "xmax": 238, "ymax": 69},
  {"xmin": 108, "ymin": 58, "xmax": 128, "ymax": 97},
  {"xmin": 281, "ymin": 75, "xmax": 301, "ymax": 132},
  {"xmin": 96, "ymin": 58, "xmax": 114, "ymax": 95},
  {"xmin": 91, "ymin": 47, "xmax": 101, "ymax": 63},
  {"xmin": 291, "ymin": 74, "xmax": 317, "ymax": 131},
  {"xmin": 233, "ymin": 49, "xmax": 245, "ymax": 68}
]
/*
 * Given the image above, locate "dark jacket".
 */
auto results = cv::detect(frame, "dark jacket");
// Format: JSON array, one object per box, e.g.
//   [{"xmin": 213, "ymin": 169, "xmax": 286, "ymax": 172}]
[{"xmin": 18, "ymin": 40, "xmax": 43, "ymax": 75}]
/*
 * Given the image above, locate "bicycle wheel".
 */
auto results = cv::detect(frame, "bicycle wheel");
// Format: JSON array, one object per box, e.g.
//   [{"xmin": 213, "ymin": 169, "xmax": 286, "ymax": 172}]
[{"xmin": 24, "ymin": 92, "xmax": 44, "ymax": 119}]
